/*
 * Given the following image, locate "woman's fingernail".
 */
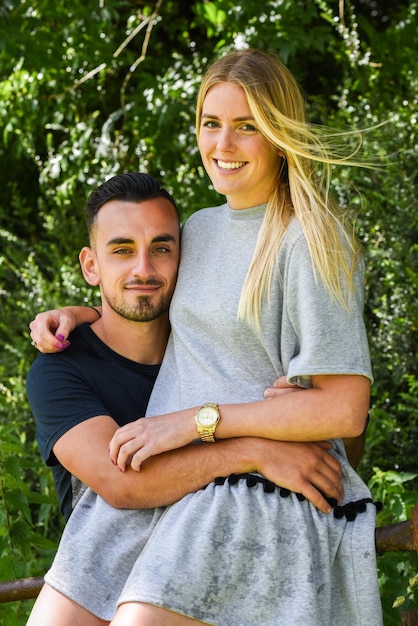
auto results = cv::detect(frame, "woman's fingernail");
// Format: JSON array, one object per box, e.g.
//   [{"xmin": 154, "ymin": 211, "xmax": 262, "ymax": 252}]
[
  {"xmin": 54, "ymin": 340, "xmax": 71, "ymax": 350},
  {"xmin": 56, "ymin": 334, "xmax": 65, "ymax": 342}
]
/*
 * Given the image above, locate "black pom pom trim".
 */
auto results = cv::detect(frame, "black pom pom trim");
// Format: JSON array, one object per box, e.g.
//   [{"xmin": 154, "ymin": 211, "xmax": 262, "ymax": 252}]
[{"xmin": 209, "ymin": 473, "xmax": 382, "ymax": 522}]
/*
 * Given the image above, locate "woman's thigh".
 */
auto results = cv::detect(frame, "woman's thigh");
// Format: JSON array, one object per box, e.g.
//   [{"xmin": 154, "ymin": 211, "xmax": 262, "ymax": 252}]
[
  {"xmin": 110, "ymin": 602, "xmax": 207, "ymax": 626},
  {"xmin": 26, "ymin": 583, "xmax": 109, "ymax": 626}
]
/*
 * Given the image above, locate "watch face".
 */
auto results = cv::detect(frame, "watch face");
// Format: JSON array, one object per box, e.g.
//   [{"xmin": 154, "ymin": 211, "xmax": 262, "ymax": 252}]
[{"xmin": 199, "ymin": 406, "xmax": 218, "ymax": 426}]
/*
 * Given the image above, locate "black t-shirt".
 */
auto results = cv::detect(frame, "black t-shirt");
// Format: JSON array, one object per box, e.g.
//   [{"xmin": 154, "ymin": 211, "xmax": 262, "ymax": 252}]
[{"xmin": 26, "ymin": 323, "xmax": 160, "ymax": 520}]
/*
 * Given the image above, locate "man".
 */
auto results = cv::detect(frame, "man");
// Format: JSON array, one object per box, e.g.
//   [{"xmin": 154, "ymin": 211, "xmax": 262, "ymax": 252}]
[{"xmin": 26, "ymin": 172, "xmax": 353, "ymax": 625}]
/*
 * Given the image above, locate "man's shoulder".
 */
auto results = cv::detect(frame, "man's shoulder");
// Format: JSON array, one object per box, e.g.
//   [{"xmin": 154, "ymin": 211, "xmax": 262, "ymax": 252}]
[{"xmin": 28, "ymin": 322, "xmax": 85, "ymax": 361}]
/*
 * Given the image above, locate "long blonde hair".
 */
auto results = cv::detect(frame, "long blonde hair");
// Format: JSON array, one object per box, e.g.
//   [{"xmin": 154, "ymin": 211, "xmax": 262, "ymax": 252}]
[{"xmin": 196, "ymin": 49, "xmax": 364, "ymax": 327}]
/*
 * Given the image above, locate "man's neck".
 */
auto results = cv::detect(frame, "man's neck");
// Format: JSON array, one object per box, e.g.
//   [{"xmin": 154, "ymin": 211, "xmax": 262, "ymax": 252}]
[{"xmin": 90, "ymin": 311, "xmax": 170, "ymax": 365}]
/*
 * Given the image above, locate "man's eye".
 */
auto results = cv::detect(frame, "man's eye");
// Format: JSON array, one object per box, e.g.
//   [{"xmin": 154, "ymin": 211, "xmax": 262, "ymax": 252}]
[
  {"xmin": 154, "ymin": 246, "xmax": 170, "ymax": 254},
  {"xmin": 113, "ymin": 248, "xmax": 132, "ymax": 255}
]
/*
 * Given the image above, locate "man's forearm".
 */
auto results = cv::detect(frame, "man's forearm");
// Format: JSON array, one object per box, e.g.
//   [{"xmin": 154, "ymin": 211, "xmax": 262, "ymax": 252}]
[
  {"xmin": 101, "ymin": 438, "xmax": 254, "ymax": 509},
  {"xmin": 100, "ymin": 436, "xmax": 343, "ymax": 515}
]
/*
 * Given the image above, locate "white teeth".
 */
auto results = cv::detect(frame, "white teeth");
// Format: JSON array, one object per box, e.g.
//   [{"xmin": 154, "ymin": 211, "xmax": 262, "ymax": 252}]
[{"xmin": 217, "ymin": 160, "xmax": 245, "ymax": 170}]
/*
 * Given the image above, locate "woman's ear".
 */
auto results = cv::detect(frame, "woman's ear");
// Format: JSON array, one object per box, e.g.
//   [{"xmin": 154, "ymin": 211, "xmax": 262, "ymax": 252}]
[{"xmin": 79, "ymin": 246, "xmax": 100, "ymax": 286}]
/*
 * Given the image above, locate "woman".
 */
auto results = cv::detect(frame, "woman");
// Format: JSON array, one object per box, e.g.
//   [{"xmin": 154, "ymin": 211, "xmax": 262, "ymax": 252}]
[{"xmin": 29, "ymin": 49, "xmax": 382, "ymax": 625}]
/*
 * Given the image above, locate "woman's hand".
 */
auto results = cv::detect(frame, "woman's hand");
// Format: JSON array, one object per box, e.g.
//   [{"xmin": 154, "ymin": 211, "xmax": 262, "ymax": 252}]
[
  {"xmin": 264, "ymin": 375, "xmax": 301, "ymax": 398},
  {"xmin": 29, "ymin": 305, "xmax": 101, "ymax": 353},
  {"xmin": 29, "ymin": 308, "xmax": 75, "ymax": 353},
  {"xmin": 109, "ymin": 410, "xmax": 196, "ymax": 472}
]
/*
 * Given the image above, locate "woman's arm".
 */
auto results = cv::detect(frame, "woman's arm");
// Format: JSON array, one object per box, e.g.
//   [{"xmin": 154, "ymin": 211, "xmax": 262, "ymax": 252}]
[
  {"xmin": 220, "ymin": 374, "xmax": 370, "ymax": 441},
  {"xmin": 264, "ymin": 375, "xmax": 367, "ymax": 470},
  {"xmin": 109, "ymin": 373, "xmax": 370, "ymax": 471},
  {"xmin": 29, "ymin": 306, "xmax": 101, "ymax": 353}
]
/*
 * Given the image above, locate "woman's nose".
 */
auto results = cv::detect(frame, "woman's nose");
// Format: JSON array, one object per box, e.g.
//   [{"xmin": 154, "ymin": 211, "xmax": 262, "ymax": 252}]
[{"xmin": 216, "ymin": 127, "xmax": 235, "ymax": 152}]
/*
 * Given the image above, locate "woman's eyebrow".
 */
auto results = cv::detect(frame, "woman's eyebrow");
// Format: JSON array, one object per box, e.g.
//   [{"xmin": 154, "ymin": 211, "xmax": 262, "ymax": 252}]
[{"xmin": 201, "ymin": 113, "xmax": 255, "ymax": 122}]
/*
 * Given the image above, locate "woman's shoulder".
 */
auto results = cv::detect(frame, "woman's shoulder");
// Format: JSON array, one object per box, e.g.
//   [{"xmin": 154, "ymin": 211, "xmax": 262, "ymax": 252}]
[
  {"xmin": 281, "ymin": 216, "xmax": 306, "ymax": 254},
  {"xmin": 184, "ymin": 203, "xmax": 227, "ymax": 223},
  {"xmin": 182, "ymin": 203, "xmax": 228, "ymax": 236}
]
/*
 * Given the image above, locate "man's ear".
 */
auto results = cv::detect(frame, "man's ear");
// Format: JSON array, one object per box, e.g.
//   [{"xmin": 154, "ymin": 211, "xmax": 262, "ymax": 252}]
[{"xmin": 79, "ymin": 246, "xmax": 100, "ymax": 286}]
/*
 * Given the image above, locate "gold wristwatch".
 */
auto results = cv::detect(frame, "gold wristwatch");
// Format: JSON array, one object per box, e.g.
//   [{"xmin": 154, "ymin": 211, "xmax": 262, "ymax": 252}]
[{"xmin": 195, "ymin": 403, "xmax": 220, "ymax": 442}]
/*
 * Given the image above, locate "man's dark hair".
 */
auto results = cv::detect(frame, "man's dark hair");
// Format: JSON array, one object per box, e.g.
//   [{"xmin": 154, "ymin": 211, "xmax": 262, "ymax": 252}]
[{"xmin": 85, "ymin": 172, "xmax": 179, "ymax": 237}]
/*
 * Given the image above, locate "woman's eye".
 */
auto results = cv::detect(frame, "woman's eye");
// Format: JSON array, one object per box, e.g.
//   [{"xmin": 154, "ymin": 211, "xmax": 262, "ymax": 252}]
[
  {"xmin": 241, "ymin": 123, "xmax": 257, "ymax": 132},
  {"xmin": 202, "ymin": 120, "xmax": 220, "ymax": 129}
]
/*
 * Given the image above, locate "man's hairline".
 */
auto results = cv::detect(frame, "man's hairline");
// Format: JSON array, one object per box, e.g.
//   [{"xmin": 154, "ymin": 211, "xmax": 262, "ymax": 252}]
[{"xmin": 88, "ymin": 196, "xmax": 180, "ymax": 247}]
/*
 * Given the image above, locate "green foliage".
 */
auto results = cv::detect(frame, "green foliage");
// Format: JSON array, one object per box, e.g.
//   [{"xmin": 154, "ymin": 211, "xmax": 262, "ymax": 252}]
[
  {"xmin": 0, "ymin": 226, "xmax": 89, "ymax": 624},
  {"xmin": 0, "ymin": 0, "xmax": 416, "ymax": 622},
  {"xmin": 369, "ymin": 467, "xmax": 418, "ymax": 624},
  {"xmin": 0, "ymin": 350, "xmax": 73, "ymax": 620}
]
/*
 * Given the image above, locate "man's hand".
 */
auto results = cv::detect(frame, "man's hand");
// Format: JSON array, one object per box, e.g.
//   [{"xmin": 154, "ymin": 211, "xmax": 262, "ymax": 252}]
[{"xmin": 250, "ymin": 438, "xmax": 343, "ymax": 514}]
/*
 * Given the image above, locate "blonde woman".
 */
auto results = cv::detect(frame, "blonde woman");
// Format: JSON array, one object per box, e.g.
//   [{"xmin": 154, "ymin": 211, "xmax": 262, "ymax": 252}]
[{"xmin": 29, "ymin": 50, "xmax": 382, "ymax": 625}]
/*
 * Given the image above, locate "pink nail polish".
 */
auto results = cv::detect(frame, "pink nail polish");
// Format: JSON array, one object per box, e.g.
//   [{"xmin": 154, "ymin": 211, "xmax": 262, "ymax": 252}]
[
  {"xmin": 54, "ymin": 340, "xmax": 71, "ymax": 350},
  {"xmin": 56, "ymin": 334, "xmax": 65, "ymax": 342}
]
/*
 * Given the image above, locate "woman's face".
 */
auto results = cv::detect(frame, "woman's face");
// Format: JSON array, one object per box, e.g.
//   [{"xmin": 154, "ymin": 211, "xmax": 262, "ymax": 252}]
[{"xmin": 198, "ymin": 82, "xmax": 282, "ymax": 210}]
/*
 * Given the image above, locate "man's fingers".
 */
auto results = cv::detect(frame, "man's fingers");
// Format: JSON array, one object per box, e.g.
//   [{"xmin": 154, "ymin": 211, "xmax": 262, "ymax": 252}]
[
  {"xmin": 312, "ymin": 469, "xmax": 344, "ymax": 505},
  {"xmin": 299, "ymin": 485, "xmax": 332, "ymax": 515}
]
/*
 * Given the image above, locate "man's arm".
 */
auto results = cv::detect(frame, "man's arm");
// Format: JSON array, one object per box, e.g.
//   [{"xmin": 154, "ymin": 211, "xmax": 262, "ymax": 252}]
[
  {"xmin": 342, "ymin": 432, "xmax": 366, "ymax": 470},
  {"xmin": 55, "ymin": 415, "xmax": 343, "ymax": 515}
]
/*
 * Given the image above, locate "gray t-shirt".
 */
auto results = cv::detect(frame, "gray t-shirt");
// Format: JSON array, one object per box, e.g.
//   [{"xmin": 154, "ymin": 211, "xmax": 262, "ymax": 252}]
[{"xmin": 147, "ymin": 202, "xmax": 372, "ymax": 417}]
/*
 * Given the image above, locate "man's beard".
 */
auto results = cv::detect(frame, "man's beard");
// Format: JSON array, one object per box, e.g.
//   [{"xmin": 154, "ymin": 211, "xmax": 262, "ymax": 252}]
[{"xmin": 104, "ymin": 293, "xmax": 168, "ymax": 322}]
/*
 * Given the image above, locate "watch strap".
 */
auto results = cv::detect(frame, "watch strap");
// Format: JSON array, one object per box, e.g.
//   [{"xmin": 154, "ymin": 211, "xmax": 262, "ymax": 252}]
[{"xmin": 195, "ymin": 402, "xmax": 220, "ymax": 443}]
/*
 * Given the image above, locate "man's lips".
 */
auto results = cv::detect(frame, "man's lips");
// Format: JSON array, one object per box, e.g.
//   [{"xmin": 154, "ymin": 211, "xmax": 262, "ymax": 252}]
[{"xmin": 124, "ymin": 282, "xmax": 162, "ymax": 293}]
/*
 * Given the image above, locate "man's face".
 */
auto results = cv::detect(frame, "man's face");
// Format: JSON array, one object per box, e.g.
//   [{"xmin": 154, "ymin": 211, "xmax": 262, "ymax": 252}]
[{"xmin": 85, "ymin": 198, "xmax": 180, "ymax": 322}]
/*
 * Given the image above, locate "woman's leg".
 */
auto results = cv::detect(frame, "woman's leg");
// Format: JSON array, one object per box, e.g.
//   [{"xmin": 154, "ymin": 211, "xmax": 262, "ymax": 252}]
[
  {"xmin": 26, "ymin": 583, "xmax": 109, "ymax": 626},
  {"xmin": 110, "ymin": 602, "xmax": 207, "ymax": 625}
]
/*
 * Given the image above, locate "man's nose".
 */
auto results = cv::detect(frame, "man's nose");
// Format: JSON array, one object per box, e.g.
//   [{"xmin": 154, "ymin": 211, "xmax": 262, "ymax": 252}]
[{"xmin": 132, "ymin": 251, "xmax": 156, "ymax": 278}]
